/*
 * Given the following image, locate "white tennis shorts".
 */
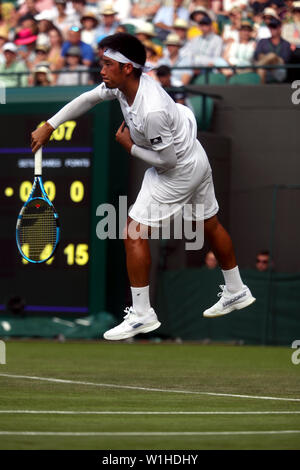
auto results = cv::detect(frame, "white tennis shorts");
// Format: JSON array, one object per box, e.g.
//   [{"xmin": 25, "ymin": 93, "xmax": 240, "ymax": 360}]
[{"xmin": 129, "ymin": 139, "xmax": 219, "ymax": 228}]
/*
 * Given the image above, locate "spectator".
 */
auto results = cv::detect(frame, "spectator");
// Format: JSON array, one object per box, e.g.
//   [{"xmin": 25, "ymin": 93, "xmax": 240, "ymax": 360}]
[
  {"xmin": 16, "ymin": 13, "xmax": 38, "ymax": 35},
  {"xmin": 255, "ymin": 250, "xmax": 271, "ymax": 271},
  {"xmin": 60, "ymin": 26, "xmax": 94, "ymax": 67},
  {"xmin": 254, "ymin": 17, "xmax": 291, "ymax": 82},
  {"xmin": 172, "ymin": 17, "xmax": 190, "ymax": 53},
  {"xmin": 222, "ymin": 0, "xmax": 248, "ymax": 13},
  {"xmin": 283, "ymin": 1, "xmax": 300, "ymax": 81},
  {"xmin": 0, "ymin": 28, "xmax": 9, "ymax": 65},
  {"xmin": 16, "ymin": 0, "xmax": 39, "ymax": 19},
  {"xmin": 282, "ymin": 1, "xmax": 300, "ymax": 46},
  {"xmin": 131, "ymin": 0, "xmax": 162, "ymax": 22},
  {"xmin": 250, "ymin": 0, "xmax": 272, "ymax": 15},
  {"xmin": 108, "ymin": 0, "xmax": 131, "ymax": 23},
  {"xmin": 222, "ymin": 6, "xmax": 242, "ymax": 44},
  {"xmin": 153, "ymin": 0, "xmax": 190, "ymax": 38},
  {"xmin": 32, "ymin": 43, "xmax": 50, "ymax": 66},
  {"xmin": 189, "ymin": 13, "xmax": 223, "ymax": 67},
  {"xmin": 80, "ymin": 10, "xmax": 99, "ymax": 48},
  {"xmin": 158, "ymin": 32, "xmax": 193, "ymax": 85},
  {"xmin": 56, "ymin": 44, "xmax": 89, "ymax": 85},
  {"xmin": 0, "ymin": 42, "xmax": 28, "ymax": 87},
  {"xmin": 143, "ymin": 39, "xmax": 161, "ymax": 68},
  {"xmin": 67, "ymin": 0, "xmax": 86, "ymax": 23},
  {"xmin": 205, "ymin": 250, "xmax": 218, "ymax": 269},
  {"xmin": 53, "ymin": 0, "xmax": 77, "ymax": 38},
  {"xmin": 187, "ymin": 6, "xmax": 218, "ymax": 40},
  {"xmin": 34, "ymin": 12, "xmax": 55, "ymax": 47},
  {"xmin": 47, "ymin": 27, "xmax": 63, "ymax": 72},
  {"xmin": 95, "ymin": 4, "xmax": 120, "ymax": 40},
  {"xmin": 254, "ymin": 7, "xmax": 280, "ymax": 40},
  {"xmin": 222, "ymin": 19, "xmax": 256, "ymax": 75},
  {"xmin": 32, "ymin": 63, "xmax": 52, "ymax": 85},
  {"xmin": 156, "ymin": 64, "xmax": 187, "ymax": 105},
  {"xmin": 14, "ymin": 27, "xmax": 38, "ymax": 70},
  {"xmin": 135, "ymin": 22, "xmax": 157, "ymax": 42}
]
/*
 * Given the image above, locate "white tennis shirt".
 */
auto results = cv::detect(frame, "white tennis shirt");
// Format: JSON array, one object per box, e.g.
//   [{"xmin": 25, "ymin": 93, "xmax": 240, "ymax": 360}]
[{"xmin": 48, "ymin": 73, "xmax": 198, "ymax": 166}]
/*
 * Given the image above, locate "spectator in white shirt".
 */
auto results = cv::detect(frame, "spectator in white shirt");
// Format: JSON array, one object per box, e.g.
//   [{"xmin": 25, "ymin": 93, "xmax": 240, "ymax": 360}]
[
  {"xmin": 189, "ymin": 13, "xmax": 223, "ymax": 67},
  {"xmin": 80, "ymin": 10, "xmax": 99, "ymax": 48},
  {"xmin": 157, "ymin": 32, "xmax": 193, "ymax": 85},
  {"xmin": 56, "ymin": 44, "xmax": 89, "ymax": 85},
  {"xmin": 222, "ymin": 20, "xmax": 256, "ymax": 75},
  {"xmin": 222, "ymin": 6, "xmax": 242, "ymax": 44}
]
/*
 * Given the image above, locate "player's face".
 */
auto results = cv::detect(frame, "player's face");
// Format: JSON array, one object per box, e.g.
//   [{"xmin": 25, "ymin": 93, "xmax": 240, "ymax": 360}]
[{"xmin": 101, "ymin": 56, "xmax": 127, "ymax": 89}]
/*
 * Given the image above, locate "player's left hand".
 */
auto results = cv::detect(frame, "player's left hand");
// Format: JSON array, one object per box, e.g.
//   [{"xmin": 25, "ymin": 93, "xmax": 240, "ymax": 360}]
[{"xmin": 115, "ymin": 121, "xmax": 134, "ymax": 154}]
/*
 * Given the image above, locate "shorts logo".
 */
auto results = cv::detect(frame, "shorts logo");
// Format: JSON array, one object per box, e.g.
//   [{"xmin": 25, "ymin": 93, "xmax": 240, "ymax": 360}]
[{"xmin": 150, "ymin": 136, "xmax": 162, "ymax": 145}]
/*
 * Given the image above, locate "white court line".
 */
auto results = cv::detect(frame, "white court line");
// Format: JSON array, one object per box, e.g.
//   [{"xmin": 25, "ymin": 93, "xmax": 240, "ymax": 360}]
[
  {"xmin": 0, "ymin": 410, "xmax": 300, "ymax": 415},
  {"xmin": 0, "ymin": 431, "xmax": 299, "ymax": 437},
  {"xmin": 1, "ymin": 373, "xmax": 300, "ymax": 402}
]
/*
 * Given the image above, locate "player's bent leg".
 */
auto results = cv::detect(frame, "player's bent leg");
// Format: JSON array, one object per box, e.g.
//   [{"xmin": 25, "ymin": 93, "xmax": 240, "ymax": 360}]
[
  {"xmin": 103, "ymin": 217, "xmax": 161, "ymax": 341},
  {"xmin": 203, "ymin": 215, "xmax": 256, "ymax": 318}
]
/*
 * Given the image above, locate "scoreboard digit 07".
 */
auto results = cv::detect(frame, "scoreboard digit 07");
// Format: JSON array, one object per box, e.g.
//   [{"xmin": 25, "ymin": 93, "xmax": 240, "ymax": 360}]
[{"xmin": 0, "ymin": 113, "xmax": 93, "ymax": 316}]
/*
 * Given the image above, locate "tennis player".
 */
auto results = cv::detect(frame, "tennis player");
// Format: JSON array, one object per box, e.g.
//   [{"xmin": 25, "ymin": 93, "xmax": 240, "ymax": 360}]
[{"xmin": 31, "ymin": 33, "xmax": 255, "ymax": 341}]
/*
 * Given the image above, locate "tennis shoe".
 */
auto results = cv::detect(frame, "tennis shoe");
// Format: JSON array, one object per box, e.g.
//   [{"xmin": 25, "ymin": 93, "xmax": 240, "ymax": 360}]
[
  {"xmin": 203, "ymin": 285, "xmax": 256, "ymax": 318},
  {"xmin": 103, "ymin": 306, "xmax": 161, "ymax": 341}
]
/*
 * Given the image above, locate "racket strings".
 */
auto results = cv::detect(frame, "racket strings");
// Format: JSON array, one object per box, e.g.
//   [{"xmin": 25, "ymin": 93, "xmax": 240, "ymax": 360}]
[{"xmin": 18, "ymin": 200, "xmax": 58, "ymax": 262}]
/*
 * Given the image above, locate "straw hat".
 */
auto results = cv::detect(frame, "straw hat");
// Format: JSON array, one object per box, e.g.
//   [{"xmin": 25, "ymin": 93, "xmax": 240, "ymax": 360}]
[
  {"xmin": 100, "ymin": 4, "xmax": 118, "ymax": 16},
  {"xmin": 135, "ymin": 22, "xmax": 156, "ymax": 37},
  {"xmin": 164, "ymin": 33, "xmax": 183, "ymax": 46}
]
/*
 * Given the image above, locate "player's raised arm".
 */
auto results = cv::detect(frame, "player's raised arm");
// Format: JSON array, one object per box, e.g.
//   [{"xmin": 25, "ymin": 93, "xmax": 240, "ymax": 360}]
[{"xmin": 31, "ymin": 85, "xmax": 115, "ymax": 153}]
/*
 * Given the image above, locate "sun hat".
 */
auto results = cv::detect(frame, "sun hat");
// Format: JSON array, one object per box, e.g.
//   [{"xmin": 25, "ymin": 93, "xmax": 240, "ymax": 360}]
[
  {"xmin": 15, "ymin": 28, "xmax": 38, "ymax": 45},
  {"xmin": 163, "ymin": 33, "xmax": 183, "ymax": 46},
  {"xmin": 135, "ymin": 22, "xmax": 156, "ymax": 37},
  {"xmin": 100, "ymin": 4, "xmax": 118, "ymax": 16},
  {"xmin": 3, "ymin": 42, "xmax": 17, "ymax": 53}
]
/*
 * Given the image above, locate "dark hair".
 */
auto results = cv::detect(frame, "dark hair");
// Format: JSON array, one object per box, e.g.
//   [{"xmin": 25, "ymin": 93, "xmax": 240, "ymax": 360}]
[
  {"xmin": 99, "ymin": 32, "xmax": 146, "ymax": 78},
  {"xmin": 156, "ymin": 65, "xmax": 171, "ymax": 77},
  {"xmin": 256, "ymin": 250, "xmax": 270, "ymax": 258}
]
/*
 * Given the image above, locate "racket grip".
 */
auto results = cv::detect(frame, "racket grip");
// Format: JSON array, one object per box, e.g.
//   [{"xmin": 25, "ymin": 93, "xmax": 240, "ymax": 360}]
[{"xmin": 35, "ymin": 147, "xmax": 42, "ymax": 176}]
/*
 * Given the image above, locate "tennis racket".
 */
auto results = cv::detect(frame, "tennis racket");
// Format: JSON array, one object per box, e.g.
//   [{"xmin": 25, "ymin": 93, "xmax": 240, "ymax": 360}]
[{"xmin": 16, "ymin": 147, "xmax": 60, "ymax": 263}]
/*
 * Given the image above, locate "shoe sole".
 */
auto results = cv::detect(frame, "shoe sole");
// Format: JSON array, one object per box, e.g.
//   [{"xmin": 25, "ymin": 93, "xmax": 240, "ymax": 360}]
[
  {"xmin": 103, "ymin": 321, "xmax": 161, "ymax": 341},
  {"xmin": 203, "ymin": 296, "xmax": 256, "ymax": 318}
]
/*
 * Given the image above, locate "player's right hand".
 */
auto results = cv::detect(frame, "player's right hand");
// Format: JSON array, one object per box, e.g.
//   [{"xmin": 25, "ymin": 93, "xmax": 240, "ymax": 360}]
[{"xmin": 31, "ymin": 122, "xmax": 54, "ymax": 153}]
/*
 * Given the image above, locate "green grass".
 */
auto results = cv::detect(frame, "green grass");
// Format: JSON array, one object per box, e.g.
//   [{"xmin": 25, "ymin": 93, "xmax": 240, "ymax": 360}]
[{"xmin": 0, "ymin": 340, "xmax": 299, "ymax": 450}]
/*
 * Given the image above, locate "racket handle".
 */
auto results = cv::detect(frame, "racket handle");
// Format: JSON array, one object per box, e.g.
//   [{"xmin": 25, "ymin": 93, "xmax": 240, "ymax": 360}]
[{"xmin": 35, "ymin": 147, "xmax": 42, "ymax": 176}]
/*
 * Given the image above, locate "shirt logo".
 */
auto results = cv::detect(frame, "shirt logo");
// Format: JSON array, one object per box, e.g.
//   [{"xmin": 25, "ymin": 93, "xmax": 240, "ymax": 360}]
[{"xmin": 150, "ymin": 136, "xmax": 162, "ymax": 145}]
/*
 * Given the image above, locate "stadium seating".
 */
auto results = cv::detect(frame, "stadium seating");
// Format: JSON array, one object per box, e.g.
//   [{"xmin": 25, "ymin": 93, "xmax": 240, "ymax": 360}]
[
  {"xmin": 228, "ymin": 72, "xmax": 261, "ymax": 85},
  {"xmin": 192, "ymin": 73, "xmax": 227, "ymax": 85},
  {"xmin": 189, "ymin": 95, "xmax": 214, "ymax": 131}
]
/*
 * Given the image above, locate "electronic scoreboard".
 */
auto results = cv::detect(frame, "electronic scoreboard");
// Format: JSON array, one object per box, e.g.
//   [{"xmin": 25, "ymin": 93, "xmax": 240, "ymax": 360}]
[{"xmin": 0, "ymin": 113, "xmax": 93, "ymax": 316}]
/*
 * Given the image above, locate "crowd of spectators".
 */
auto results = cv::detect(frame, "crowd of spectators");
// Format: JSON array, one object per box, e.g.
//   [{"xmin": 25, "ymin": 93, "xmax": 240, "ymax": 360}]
[{"xmin": 0, "ymin": 0, "xmax": 299, "ymax": 88}]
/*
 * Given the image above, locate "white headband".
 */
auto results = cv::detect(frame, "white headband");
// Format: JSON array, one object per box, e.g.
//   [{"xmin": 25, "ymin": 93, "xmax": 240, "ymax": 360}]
[{"xmin": 103, "ymin": 48, "xmax": 153, "ymax": 72}]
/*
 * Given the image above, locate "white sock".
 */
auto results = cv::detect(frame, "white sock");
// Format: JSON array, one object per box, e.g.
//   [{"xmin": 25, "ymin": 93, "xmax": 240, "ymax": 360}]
[
  {"xmin": 131, "ymin": 285, "xmax": 151, "ymax": 315},
  {"xmin": 222, "ymin": 266, "xmax": 244, "ymax": 294}
]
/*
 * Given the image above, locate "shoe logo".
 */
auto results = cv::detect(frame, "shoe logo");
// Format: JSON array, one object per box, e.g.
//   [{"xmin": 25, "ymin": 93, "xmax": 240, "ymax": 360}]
[
  {"xmin": 130, "ymin": 322, "xmax": 143, "ymax": 329},
  {"xmin": 222, "ymin": 291, "xmax": 247, "ymax": 308}
]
